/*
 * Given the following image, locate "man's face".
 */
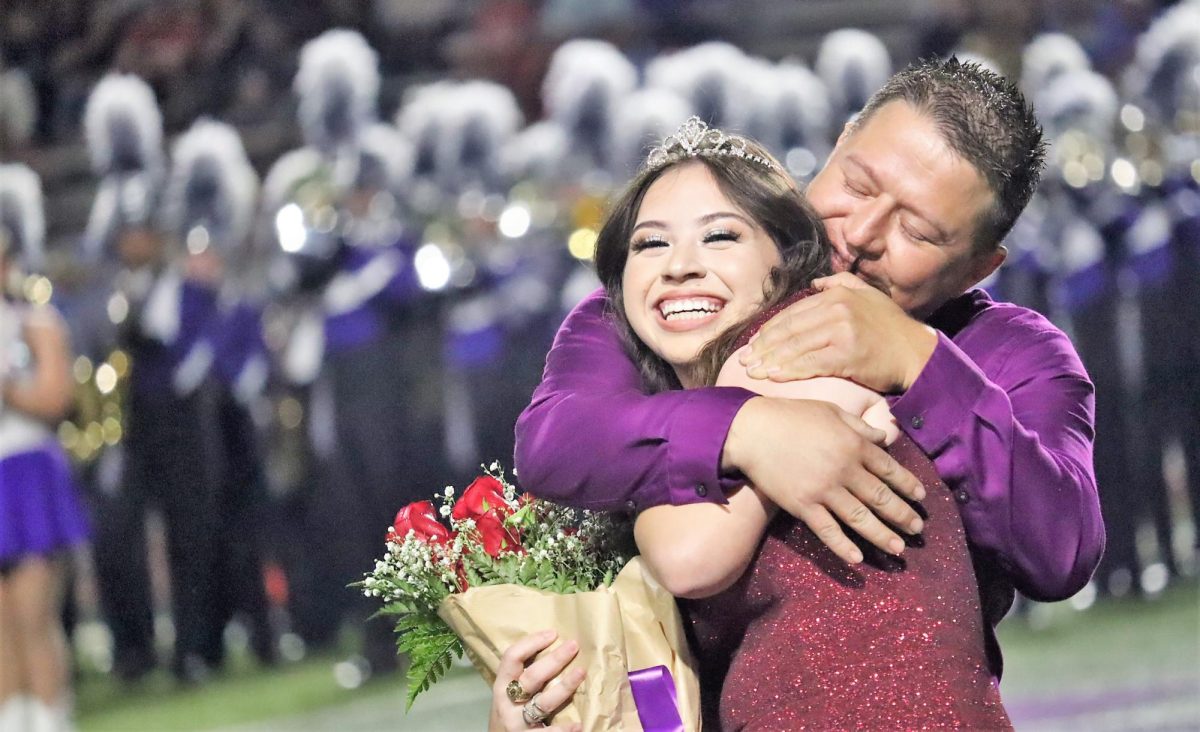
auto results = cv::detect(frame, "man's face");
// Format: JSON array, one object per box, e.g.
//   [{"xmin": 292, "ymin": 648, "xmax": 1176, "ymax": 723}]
[
  {"xmin": 117, "ymin": 226, "xmax": 165, "ymax": 269},
  {"xmin": 806, "ymin": 101, "xmax": 1005, "ymax": 319}
]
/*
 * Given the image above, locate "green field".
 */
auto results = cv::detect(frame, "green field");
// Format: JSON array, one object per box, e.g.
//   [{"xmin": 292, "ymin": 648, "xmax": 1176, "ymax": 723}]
[{"xmin": 75, "ymin": 580, "xmax": 1199, "ymax": 731}]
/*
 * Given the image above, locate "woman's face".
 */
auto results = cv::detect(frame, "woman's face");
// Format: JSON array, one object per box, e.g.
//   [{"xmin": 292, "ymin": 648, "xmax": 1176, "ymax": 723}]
[{"xmin": 621, "ymin": 162, "xmax": 781, "ymax": 387}]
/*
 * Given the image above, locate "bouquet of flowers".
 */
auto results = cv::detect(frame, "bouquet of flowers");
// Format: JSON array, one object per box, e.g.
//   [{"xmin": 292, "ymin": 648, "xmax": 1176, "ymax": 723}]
[{"xmin": 363, "ymin": 464, "xmax": 700, "ymax": 731}]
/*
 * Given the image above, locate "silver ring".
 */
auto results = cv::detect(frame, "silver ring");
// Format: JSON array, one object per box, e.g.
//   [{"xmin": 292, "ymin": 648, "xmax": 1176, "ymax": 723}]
[{"xmin": 521, "ymin": 693, "xmax": 550, "ymax": 726}]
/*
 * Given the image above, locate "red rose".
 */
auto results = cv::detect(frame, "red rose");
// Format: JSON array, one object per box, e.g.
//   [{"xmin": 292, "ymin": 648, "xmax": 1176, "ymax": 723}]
[
  {"xmin": 388, "ymin": 501, "xmax": 450, "ymax": 544},
  {"xmin": 474, "ymin": 514, "xmax": 522, "ymax": 557},
  {"xmin": 452, "ymin": 476, "xmax": 511, "ymax": 522},
  {"xmin": 452, "ymin": 476, "xmax": 524, "ymax": 556}
]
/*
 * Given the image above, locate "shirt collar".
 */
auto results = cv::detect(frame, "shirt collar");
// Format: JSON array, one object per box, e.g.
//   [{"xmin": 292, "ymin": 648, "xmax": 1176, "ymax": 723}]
[{"xmin": 925, "ymin": 289, "xmax": 991, "ymax": 338}]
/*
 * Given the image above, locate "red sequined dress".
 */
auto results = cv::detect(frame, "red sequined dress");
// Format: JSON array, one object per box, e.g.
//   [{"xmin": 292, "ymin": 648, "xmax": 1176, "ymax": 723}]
[{"xmin": 681, "ymin": 292, "xmax": 1013, "ymax": 731}]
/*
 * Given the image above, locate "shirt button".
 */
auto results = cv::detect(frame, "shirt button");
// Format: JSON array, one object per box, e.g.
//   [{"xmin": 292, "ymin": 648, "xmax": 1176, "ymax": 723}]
[
  {"xmin": 911, "ymin": 415, "xmax": 925, "ymax": 430},
  {"xmin": 954, "ymin": 489, "xmax": 970, "ymax": 504},
  {"xmin": 625, "ymin": 500, "xmax": 636, "ymax": 512},
  {"xmin": 695, "ymin": 485, "xmax": 708, "ymax": 498}
]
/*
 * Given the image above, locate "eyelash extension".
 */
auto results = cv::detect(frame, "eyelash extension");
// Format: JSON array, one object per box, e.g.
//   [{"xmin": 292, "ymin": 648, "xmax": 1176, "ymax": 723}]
[
  {"xmin": 703, "ymin": 229, "xmax": 741, "ymax": 243},
  {"xmin": 631, "ymin": 229, "xmax": 740, "ymax": 250},
  {"xmin": 631, "ymin": 236, "xmax": 668, "ymax": 251}
]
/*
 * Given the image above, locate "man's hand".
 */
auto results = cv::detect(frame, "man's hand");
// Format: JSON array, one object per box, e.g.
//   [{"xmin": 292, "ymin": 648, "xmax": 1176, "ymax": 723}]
[
  {"xmin": 740, "ymin": 273, "xmax": 939, "ymax": 393},
  {"xmin": 723, "ymin": 396, "xmax": 927, "ymax": 564}
]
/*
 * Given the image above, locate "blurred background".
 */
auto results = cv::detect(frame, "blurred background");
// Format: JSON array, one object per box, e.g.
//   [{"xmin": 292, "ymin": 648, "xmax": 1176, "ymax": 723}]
[{"xmin": 0, "ymin": 0, "xmax": 1197, "ymax": 729}]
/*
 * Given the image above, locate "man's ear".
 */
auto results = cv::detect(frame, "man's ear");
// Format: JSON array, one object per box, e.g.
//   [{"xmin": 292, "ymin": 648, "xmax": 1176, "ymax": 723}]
[{"xmin": 971, "ymin": 244, "xmax": 1007, "ymax": 285}]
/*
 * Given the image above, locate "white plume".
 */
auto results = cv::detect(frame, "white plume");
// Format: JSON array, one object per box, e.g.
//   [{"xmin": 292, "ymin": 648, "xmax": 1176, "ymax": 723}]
[
  {"xmin": 1036, "ymin": 69, "xmax": 1118, "ymax": 144},
  {"xmin": 0, "ymin": 68, "xmax": 37, "ymax": 148},
  {"xmin": 82, "ymin": 73, "xmax": 165, "ymax": 260},
  {"xmin": 395, "ymin": 81, "xmax": 459, "ymax": 178},
  {"xmin": 542, "ymin": 38, "xmax": 638, "ymax": 133},
  {"xmin": 741, "ymin": 56, "xmax": 788, "ymax": 152},
  {"xmin": 1124, "ymin": 4, "xmax": 1200, "ymax": 121},
  {"xmin": 499, "ymin": 120, "xmax": 570, "ymax": 182},
  {"xmin": 163, "ymin": 118, "xmax": 259, "ymax": 253},
  {"xmin": 294, "ymin": 29, "xmax": 380, "ymax": 153},
  {"xmin": 646, "ymin": 42, "xmax": 754, "ymax": 133},
  {"xmin": 611, "ymin": 88, "xmax": 693, "ymax": 176},
  {"xmin": 771, "ymin": 60, "xmax": 833, "ymax": 155},
  {"xmin": 0, "ymin": 163, "xmax": 45, "ymax": 271},
  {"xmin": 84, "ymin": 73, "xmax": 164, "ymax": 177},
  {"xmin": 356, "ymin": 122, "xmax": 415, "ymax": 191},
  {"xmin": 1020, "ymin": 33, "xmax": 1091, "ymax": 96},
  {"xmin": 815, "ymin": 29, "xmax": 892, "ymax": 120},
  {"xmin": 1130, "ymin": 3, "xmax": 1200, "ymax": 78},
  {"xmin": 434, "ymin": 80, "xmax": 523, "ymax": 190}
]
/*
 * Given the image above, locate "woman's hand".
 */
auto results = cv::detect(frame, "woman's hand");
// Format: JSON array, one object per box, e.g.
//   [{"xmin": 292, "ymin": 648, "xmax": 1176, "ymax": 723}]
[{"xmin": 489, "ymin": 630, "xmax": 586, "ymax": 732}]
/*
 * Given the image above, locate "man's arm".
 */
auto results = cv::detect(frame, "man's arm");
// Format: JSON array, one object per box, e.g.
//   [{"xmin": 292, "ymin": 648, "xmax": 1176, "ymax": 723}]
[
  {"xmin": 743, "ymin": 278, "xmax": 1104, "ymax": 597},
  {"xmin": 515, "ymin": 288, "xmax": 926, "ymax": 566},
  {"xmin": 889, "ymin": 325, "xmax": 1104, "ymax": 601},
  {"xmin": 514, "ymin": 288, "xmax": 754, "ymax": 512}
]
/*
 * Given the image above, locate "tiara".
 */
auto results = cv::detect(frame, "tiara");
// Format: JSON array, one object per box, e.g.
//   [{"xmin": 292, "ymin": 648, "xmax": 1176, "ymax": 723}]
[{"xmin": 644, "ymin": 117, "xmax": 778, "ymax": 172}]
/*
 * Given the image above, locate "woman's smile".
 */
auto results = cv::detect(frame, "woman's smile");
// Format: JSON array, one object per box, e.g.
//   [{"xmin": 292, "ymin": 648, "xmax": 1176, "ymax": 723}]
[
  {"xmin": 655, "ymin": 294, "xmax": 727, "ymax": 330},
  {"xmin": 621, "ymin": 162, "xmax": 781, "ymax": 383}
]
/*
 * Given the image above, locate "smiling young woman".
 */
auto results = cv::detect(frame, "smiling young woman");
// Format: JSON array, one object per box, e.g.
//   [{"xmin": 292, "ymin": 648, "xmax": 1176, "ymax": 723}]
[
  {"xmin": 619, "ymin": 163, "xmax": 784, "ymax": 388},
  {"xmin": 592, "ymin": 132, "xmax": 830, "ymax": 394}
]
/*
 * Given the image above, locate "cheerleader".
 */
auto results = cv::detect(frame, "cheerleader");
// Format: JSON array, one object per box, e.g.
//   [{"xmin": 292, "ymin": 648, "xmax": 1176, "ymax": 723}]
[{"xmin": 0, "ymin": 164, "xmax": 86, "ymax": 732}]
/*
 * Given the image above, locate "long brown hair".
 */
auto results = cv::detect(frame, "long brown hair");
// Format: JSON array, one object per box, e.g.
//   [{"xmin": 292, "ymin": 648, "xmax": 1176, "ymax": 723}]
[{"xmin": 593, "ymin": 141, "xmax": 831, "ymax": 394}]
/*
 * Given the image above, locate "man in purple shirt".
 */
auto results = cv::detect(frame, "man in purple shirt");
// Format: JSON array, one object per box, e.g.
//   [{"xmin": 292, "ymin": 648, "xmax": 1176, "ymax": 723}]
[{"xmin": 514, "ymin": 59, "xmax": 1104, "ymax": 676}]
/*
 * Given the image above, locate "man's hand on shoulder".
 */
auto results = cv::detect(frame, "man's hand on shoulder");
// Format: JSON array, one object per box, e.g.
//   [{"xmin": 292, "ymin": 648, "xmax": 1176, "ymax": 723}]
[
  {"xmin": 740, "ymin": 273, "xmax": 938, "ymax": 392},
  {"xmin": 723, "ymin": 396, "xmax": 927, "ymax": 564}
]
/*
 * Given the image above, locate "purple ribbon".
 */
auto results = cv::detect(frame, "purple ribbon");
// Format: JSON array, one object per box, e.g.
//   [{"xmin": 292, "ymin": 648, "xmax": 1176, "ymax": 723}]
[{"xmin": 628, "ymin": 665, "xmax": 685, "ymax": 732}]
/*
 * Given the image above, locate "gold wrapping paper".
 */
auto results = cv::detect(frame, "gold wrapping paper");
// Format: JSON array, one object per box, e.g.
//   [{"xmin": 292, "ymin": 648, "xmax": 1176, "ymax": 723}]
[{"xmin": 437, "ymin": 557, "xmax": 701, "ymax": 731}]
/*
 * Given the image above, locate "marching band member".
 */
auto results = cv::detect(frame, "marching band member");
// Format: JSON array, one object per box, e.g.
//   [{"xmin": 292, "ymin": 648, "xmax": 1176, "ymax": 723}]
[{"xmin": 83, "ymin": 73, "xmax": 223, "ymax": 684}]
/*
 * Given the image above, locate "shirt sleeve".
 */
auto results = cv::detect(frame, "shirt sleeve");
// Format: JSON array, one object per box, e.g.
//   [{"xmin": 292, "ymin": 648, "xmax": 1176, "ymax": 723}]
[
  {"xmin": 513, "ymin": 288, "xmax": 756, "ymax": 512},
  {"xmin": 889, "ymin": 326, "xmax": 1104, "ymax": 601}
]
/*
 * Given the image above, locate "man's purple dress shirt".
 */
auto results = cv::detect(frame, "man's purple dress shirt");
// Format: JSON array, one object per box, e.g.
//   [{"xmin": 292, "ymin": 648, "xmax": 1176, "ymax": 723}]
[{"xmin": 515, "ymin": 287, "xmax": 1105, "ymax": 617}]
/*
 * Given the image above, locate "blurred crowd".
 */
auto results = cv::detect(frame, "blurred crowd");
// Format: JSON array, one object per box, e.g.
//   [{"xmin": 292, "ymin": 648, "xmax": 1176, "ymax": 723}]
[
  {"xmin": 0, "ymin": 0, "xmax": 1197, "ymax": 725},
  {"xmin": 0, "ymin": 0, "xmax": 727, "ymax": 153}
]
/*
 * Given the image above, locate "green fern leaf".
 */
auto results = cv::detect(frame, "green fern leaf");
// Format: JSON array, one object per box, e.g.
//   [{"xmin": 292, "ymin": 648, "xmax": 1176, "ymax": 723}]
[{"xmin": 398, "ymin": 618, "xmax": 463, "ymax": 710}]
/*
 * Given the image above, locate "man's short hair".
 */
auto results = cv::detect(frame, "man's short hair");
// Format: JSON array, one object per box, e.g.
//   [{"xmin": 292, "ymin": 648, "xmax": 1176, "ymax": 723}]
[{"xmin": 854, "ymin": 57, "xmax": 1046, "ymax": 251}]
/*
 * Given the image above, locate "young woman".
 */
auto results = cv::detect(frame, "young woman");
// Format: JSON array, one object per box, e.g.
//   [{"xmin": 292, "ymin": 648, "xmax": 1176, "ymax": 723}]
[
  {"xmin": 491, "ymin": 122, "xmax": 1010, "ymax": 731},
  {"xmin": 0, "ymin": 165, "xmax": 89, "ymax": 732}
]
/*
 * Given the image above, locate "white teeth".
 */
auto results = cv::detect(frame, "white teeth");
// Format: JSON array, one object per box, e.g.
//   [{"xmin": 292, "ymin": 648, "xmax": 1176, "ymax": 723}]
[
  {"xmin": 659, "ymin": 298, "xmax": 723, "ymax": 320},
  {"xmin": 664, "ymin": 310, "xmax": 712, "ymax": 321}
]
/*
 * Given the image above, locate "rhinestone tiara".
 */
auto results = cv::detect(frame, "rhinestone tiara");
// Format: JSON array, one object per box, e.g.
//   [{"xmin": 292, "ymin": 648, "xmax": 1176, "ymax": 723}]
[{"xmin": 644, "ymin": 117, "xmax": 779, "ymax": 172}]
